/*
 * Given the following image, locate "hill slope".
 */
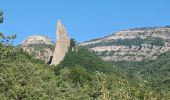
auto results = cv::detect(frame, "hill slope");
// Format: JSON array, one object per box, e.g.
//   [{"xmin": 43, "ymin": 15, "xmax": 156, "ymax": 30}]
[
  {"xmin": 20, "ymin": 35, "xmax": 55, "ymax": 62},
  {"xmin": 0, "ymin": 44, "xmax": 162, "ymax": 99},
  {"xmin": 111, "ymin": 51, "xmax": 170, "ymax": 99},
  {"xmin": 80, "ymin": 26, "xmax": 170, "ymax": 61}
]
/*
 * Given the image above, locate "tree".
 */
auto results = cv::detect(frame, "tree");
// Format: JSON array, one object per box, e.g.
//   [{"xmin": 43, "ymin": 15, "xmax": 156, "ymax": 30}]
[
  {"xmin": 0, "ymin": 10, "xmax": 16, "ymax": 46},
  {"xmin": 0, "ymin": 10, "xmax": 4, "ymax": 45},
  {"xmin": 0, "ymin": 10, "xmax": 3, "ymax": 23},
  {"xmin": 7, "ymin": 34, "xmax": 17, "ymax": 44},
  {"xmin": 70, "ymin": 38, "xmax": 76, "ymax": 51}
]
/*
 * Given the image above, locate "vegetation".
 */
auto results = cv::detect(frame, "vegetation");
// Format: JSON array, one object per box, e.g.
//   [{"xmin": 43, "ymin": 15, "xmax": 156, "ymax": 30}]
[
  {"xmin": 84, "ymin": 37, "xmax": 165, "ymax": 48},
  {"xmin": 1, "ymin": 10, "xmax": 169, "ymax": 99},
  {"xmin": 25, "ymin": 44, "xmax": 55, "ymax": 51},
  {"xmin": 19, "ymin": 44, "xmax": 55, "ymax": 62},
  {"xmin": 0, "ymin": 10, "xmax": 3, "ymax": 23},
  {"xmin": 56, "ymin": 47, "xmax": 116, "ymax": 73},
  {"xmin": 111, "ymin": 51, "xmax": 170, "ymax": 99},
  {"xmin": 0, "ymin": 34, "xmax": 161, "ymax": 99},
  {"xmin": 0, "ymin": 10, "xmax": 16, "ymax": 46},
  {"xmin": 70, "ymin": 38, "xmax": 76, "ymax": 48}
]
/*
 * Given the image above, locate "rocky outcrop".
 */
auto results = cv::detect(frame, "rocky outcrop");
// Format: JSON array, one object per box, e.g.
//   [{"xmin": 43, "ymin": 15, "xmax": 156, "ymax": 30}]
[
  {"xmin": 21, "ymin": 35, "xmax": 54, "ymax": 46},
  {"xmin": 80, "ymin": 26, "xmax": 170, "ymax": 61},
  {"xmin": 51, "ymin": 20, "xmax": 70, "ymax": 65},
  {"xmin": 20, "ymin": 35, "xmax": 55, "ymax": 62},
  {"xmin": 20, "ymin": 21, "xmax": 70, "ymax": 64}
]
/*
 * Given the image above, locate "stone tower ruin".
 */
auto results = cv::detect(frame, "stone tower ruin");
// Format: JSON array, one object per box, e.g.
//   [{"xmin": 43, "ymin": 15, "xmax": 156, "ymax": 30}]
[{"xmin": 51, "ymin": 20, "xmax": 70, "ymax": 65}]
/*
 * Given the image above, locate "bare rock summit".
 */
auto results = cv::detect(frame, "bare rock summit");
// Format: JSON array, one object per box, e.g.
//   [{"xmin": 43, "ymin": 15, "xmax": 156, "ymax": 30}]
[
  {"xmin": 21, "ymin": 35, "xmax": 54, "ymax": 46},
  {"xmin": 20, "ymin": 35, "xmax": 55, "ymax": 62}
]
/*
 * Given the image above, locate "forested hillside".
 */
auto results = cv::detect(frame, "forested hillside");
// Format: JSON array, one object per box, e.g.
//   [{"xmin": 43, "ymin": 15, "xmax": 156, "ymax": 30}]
[
  {"xmin": 111, "ymin": 51, "xmax": 170, "ymax": 99},
  {"xmin": 0, "ymin": 38, "xmax": 161, "ymax": 99}
]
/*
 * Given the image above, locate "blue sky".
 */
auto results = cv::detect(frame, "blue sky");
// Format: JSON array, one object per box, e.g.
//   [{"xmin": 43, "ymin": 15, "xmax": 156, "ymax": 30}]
[{"xmin": 0, "ymin": 0, "xmax": 170, "ymax": 45}]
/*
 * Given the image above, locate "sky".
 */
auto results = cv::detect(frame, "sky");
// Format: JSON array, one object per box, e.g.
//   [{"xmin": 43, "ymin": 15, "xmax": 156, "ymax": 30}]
[{"xmin": 0, "ymin": 0, "xmax": 170, "ymax": 45}]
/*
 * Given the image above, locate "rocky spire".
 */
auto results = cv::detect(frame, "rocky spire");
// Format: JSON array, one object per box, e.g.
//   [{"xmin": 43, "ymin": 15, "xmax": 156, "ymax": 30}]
[
  {"xmin": 51, "ymin": 20, "xmax": 70, "ymax": 65},
  {"xmin": 57, "ymin": 19, "xmax": 62, "ymax": 29}
]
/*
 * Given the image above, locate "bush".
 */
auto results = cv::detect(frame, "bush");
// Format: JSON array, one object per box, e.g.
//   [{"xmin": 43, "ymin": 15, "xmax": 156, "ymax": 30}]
[{"xmin": 56, "ymin": 47, "xmax": 116, "ymax": 73}]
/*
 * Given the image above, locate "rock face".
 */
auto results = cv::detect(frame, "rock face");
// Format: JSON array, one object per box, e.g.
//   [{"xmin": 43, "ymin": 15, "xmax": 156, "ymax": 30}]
[
  {"xmin": 20, "ymin": 21, "xmax": 70, "ymax": 64},
  {"xmin": 51, "ymin": 20, "xmax": 70, "ymax": 65},
  {"xmin": 21, "ymin": 35, "xmax": 54, "ymax": 46},
  {"xmin": 20, "ymin": 35, "xmax": 55, "ymax": 62},
  {"xmin": 80, "ymin": 26, "xmax": 170, "ymax": 61}
]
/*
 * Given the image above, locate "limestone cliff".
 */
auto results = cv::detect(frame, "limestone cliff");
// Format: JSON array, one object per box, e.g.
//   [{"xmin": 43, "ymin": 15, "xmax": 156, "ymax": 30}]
[
  {"xmin": 21, "ymin": 35, "xmax": 54, "ymax": 46},
  {"xmin": 51, "ymin": 20, "xmax": 70, "ymax": 65},
  {"xmin": 80, "ymin": 26, "xmax": 170, "ymax": 61},
  {"xmin": 20, "ymin": 35, "xmax": 55, "ymax": 62}
]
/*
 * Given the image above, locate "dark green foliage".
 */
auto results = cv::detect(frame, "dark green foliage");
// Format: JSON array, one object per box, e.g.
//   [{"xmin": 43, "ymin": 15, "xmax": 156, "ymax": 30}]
[
  {"xmin": 144, "ymin": 37, "xmax": 165, "ymax": 46},
  {"xmin": 100, "ymin": 50, "xmax": 110, "ymax": 57},
  {"xmin": 0, "ymin": 41, "xmax": 163, "ymax": 99},
  {"xmin": 0, "ymin": 10, "xmax": 3, "ymax": 23},
  {"xmin": 65, "ymin": 65, "xmax": 93, "ymax": 86},
  {"xmin": 27, "ymin": 44, "xmax": 55, "ymax": 55},
  {"xmin": 70, "ymin": 38, "xmax": 76, "ymax": 48},
  {"xmin": 84, "ymin": 37, "xmax": 165, "ymax": 48},
  {"xmin": 109, "ymin": 38, "xmax": 143, "ymax": 46},
  {"xmin": 70, "ymin": 38, "xmax": 77, "ymax": 52},
  {"xmin": 112, "ymin": 51, "xmax": 170, "ymax": 99},
  {"xmin": 0, "ymin": 30, "xmax": 165, "ymax": 99},
  {"xmin": 0, "ymin": 44, "xmax": 135, "ymax": 99},
  {"xmin": 0, "ymin": 46, "xmax": 59, "ymax": 99},
  {"xmin": 56, "ymin": 47, "xmax": 115, "ymax": 73},
  {"xmin": 140, "ymin": 52, "xmax": 170, "ymax": 93},
  {"xmin": 26, "ymin": 44, "xmax": 55, "ymax": 51}
]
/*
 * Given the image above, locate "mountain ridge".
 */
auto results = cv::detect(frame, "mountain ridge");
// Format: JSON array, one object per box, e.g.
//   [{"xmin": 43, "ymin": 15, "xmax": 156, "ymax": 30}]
[
  {"xmin": 2, "ymin": 25, "xmax": 169, "ymax": 99},
  {"xmin": 80, "ymin": 26, "xmax": 170, "ymax": 61},
  {"xmin": 20, "ymin": 26, "xmax": 170, "ymax": 62},
  {"xmin": 81, "ymin": 25, "xmax": 170, "ymax": 43}
]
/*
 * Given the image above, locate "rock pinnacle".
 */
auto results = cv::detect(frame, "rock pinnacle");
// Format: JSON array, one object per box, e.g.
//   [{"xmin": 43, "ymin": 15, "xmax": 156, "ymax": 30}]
[{"xmin": 51, "ymin": 20, "xmax": 70, "ymax": 65}]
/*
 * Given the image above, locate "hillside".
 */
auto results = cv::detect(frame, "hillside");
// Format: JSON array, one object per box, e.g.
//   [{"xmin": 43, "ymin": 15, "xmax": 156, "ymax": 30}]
[
  {"xmin": 111, "ymin": 51, "xmax": 170, "ymax": 98},
  {"xmin": 20, "ymin": 35, "xmax": 55, "ymax": 62},
  {"xmin": 1, "ymin": 31, "xmax": 170, "ymax": 99},
  {"xmin": 16, "ymin": 27, "xmax": 170, "ymax": 99},
  {"xmin": 80, "ymin": 26, "xmax": 170, "ymax": 61},
  {"xmin": 1, "ymin": 3, "xmax": 170, "ymax": 99},
  {"xmin": 1, "ymin": 45, "xmax": 163, "ymax": 99},
  {"xmin": 20, "ymin": 26, "xmax": 170, "ymax": 62}
]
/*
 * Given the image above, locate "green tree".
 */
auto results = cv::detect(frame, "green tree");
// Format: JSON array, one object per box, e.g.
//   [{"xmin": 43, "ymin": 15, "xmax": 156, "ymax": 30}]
[
  {"xmin": 7, "ymin": 34, "xmax": 17, "ymax": 44},
  {"xmin": 70, "ymin": 38, "xmax": 76, "ymax": 51},
  {"xmin": 0, "ymin": 10, "xmax": 3, "ymax": 23},
  {"xmin": 0, "ymin": 10, "xmax": 16, "ymax": 46},
  {"xmin": 0, "ymin": 10, "xmax": 4, "ymax": 45}
]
